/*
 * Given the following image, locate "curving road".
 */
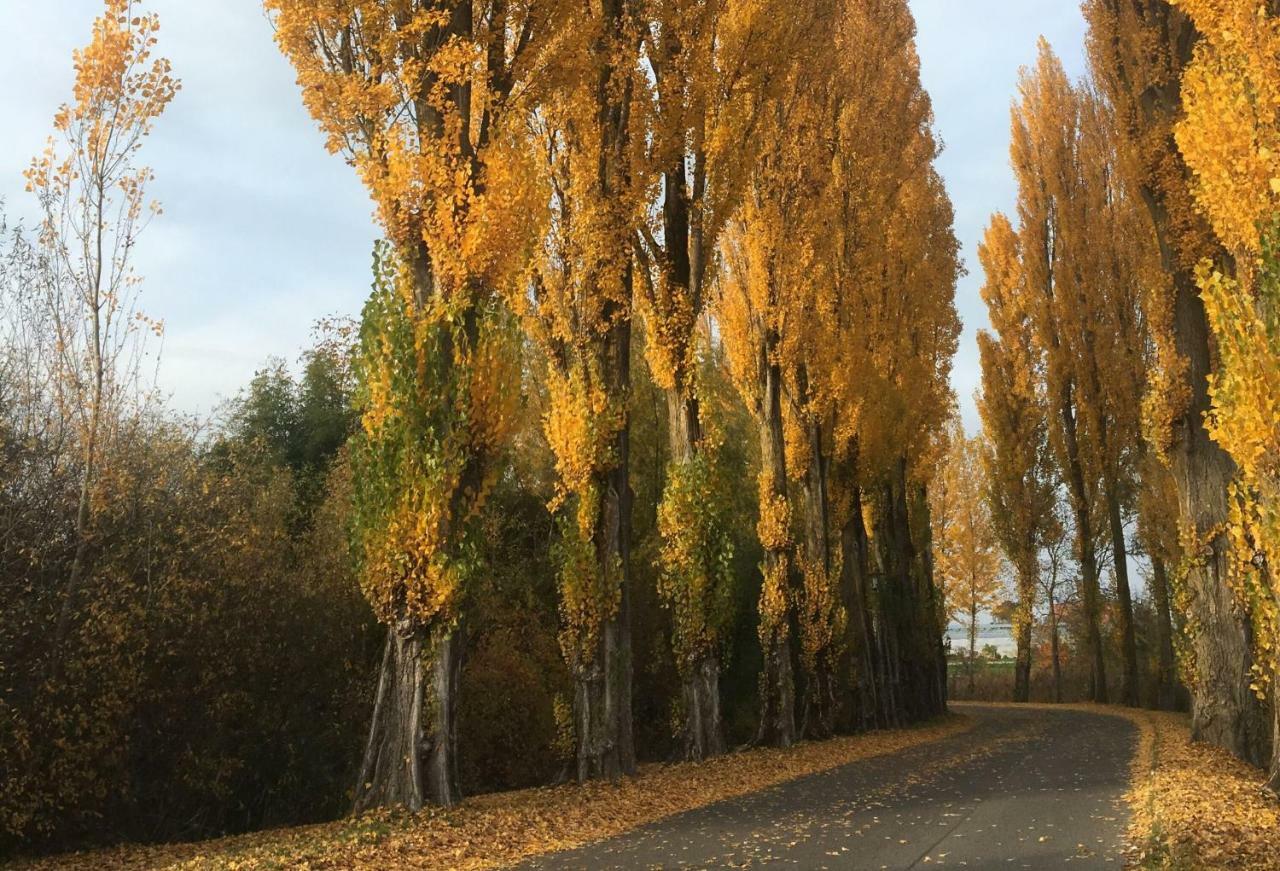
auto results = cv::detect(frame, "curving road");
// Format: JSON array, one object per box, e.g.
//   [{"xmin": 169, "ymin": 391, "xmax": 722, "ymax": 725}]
[{"xmin": 519, "ymin": 704, "xmax": 1136, "ymax": 870}]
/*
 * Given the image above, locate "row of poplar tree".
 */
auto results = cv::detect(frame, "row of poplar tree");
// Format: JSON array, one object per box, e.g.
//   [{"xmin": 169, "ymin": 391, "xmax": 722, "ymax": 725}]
[
  {"xmin": 2, "ymin": 0, "xmax": 964, "ymax": 852},
  {"xmin": 960, "ymin": 0, "xmax": 1280, "ymax": 797},
  {"xmin": 267, "ymin": 0, "xmax": 964, "ymax": 810}
]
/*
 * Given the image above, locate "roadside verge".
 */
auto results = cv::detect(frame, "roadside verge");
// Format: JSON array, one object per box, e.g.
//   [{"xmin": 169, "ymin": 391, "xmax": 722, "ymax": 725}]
[{"xmin": 16, "ymin": 715, "xmax": 972, "ymax": 870}]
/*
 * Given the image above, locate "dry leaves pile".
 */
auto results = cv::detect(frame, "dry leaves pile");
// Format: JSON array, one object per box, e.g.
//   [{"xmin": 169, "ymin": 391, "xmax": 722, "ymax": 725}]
[
  {"xmin": 1122, "ymin": 708, "xmax": 1280, "ymax": 869},
  {"xmin": 18, "ymin": 716, "xmax": 971, "ymax": 870}
]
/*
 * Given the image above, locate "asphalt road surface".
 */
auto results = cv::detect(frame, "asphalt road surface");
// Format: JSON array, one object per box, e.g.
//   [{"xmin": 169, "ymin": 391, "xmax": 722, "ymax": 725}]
[{"xmin": 519, "ymin": 704, "xmax": 1136, "ymax": 870}]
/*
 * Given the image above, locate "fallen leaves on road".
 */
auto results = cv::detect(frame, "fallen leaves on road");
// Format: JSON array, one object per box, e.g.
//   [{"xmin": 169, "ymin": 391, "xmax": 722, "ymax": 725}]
[
  {"xmin": 1121, "ymin": 708, "xmax": 1280, "ymax": 869},
  {"xmin": 17, "ymin": 715, "xmax": 972, "ymax": 870}
]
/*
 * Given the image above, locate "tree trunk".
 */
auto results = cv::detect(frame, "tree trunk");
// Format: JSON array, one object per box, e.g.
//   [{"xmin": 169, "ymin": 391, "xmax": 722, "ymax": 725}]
[
  {"xmin": 754, "ymin": 351, "xmax": 796, "ymax": 748},
  {"xmin": 1107, "ymin": 483, "xmax": 1140, "ymax": 706},
  {"xmin": 354, "ymin": 620, "xmax": 461, "ymax": 813},
  {"xmin": 909, "ymin": 481, "xmax": 947, "ymax": 718},
  {"xmin": 1149, "ymin": 555, "xmax": 1184, "ymax": 711},
  {"xmin": 967, "ymin": 600, "xmax": 978, "ymax": 697},
  {"xmin": 574, "ymin": 304, "xmax": 636, "ymax": 781},
  {"xmin": 874, "ymin": 600, "xmax": 902, "ymax": 728},
  {"xmin": 800, "ymin": 415, "xmax": 836, "ymax": 738},
  {"xmin": 1014, "ymin": 605, "xmax": 1033, "ymax": 703},
  {"xmin": 574, "ymin": 612, "xmax": 630, "ymax": 782},
  {"xmin": 665, "ymin": 385, "xmax": 726, "ymax": 761},
  {"xmin": 1267, "ymin": 675, "xmax": 1280, "ymax": 798},
  {"xmin": 871, "ymin": 464, "xmax": 939, "ymax": 722},
  {"xmin": 1168, "ymin": 273, "xmax": 1269, "ymax": 765},
  {"xmin": 567, "ymin": 0, "xmax": 636, "ymax": 782},
  {"xmin": 838, "ymin": 478, "xmax": 879, "ymax": 732},
  {"xmin": 1049, "ymin": 592, "xmax": 1063, "ymax": 703},
  {"xmin": 681, "ymin": 653, "xmax": 725, "ymax": 760},
  {"xmin": 1059, "ymin": 390, "xmax": 1108, "ymax": 702},
  {"xmin": 572, "ymin": 424, "xmax": 633, "ymax": 782}
]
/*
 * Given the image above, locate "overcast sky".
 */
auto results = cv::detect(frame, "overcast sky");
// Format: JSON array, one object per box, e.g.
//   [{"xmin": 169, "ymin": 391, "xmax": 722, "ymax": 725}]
[{"xmin": 1, "ymin": 1, "xmax": 1089, "ymax": 431}]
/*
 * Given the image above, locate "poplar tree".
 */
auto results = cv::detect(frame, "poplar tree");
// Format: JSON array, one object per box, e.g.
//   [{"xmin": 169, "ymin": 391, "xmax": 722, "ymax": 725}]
[
  {"xmin": 1084, "ymin": 0, "xmax": 1270, "ymax": 762},
  {"xmin": 1071, "ymin": 89, "xmax": 1149, "ymax": 707},
  {"xmin": 25, "ymin": 0, "xmax": 178, "ymax": 663},
  {"xmin": 267, "ymin": 0, "xmax": 553, "ymax": 809},
  {"xmin": 715, "ymin": 2, "xmax": 835, "ymax": 743},
  {"xmin": 820, "ymin": 0, "xmax": 958, "ymax": 730},
  {"xmin": 637, "ymin": 0, "xmax": 797, "ymax": 761},
  {"xmin": 930, "ymin": 425, "xmax": 1003, "ymax": 696},
  {"xmin": 1169, "ymin": 0, "xmax": 1280, "ymax": 791},
  {"xmin": 1004, "ymin": 42, "xmax": 1155, "ymax": 704},
  {"xmin": 1007, "ymin": 43, "xmax": 1111, "ymax": 703},
  {"xmin": 519, "ymin": 0, "xmax": 642, "ymax": 782},
  {"xmin": 976, "ymin": 214, "xmax": 1056, "ymax": 703}
]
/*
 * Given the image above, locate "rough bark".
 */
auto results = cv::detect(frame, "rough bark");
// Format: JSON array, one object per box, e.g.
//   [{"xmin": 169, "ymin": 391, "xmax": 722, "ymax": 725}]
[
  {"xmin": 573, "ymin": 299, "xmax": 635, "ymax": 782},
  {"xmin": 681, "ymin": 654, "xmax": 725, "ymax": 760},
  {"xmin": 873, "ymin": 464, "xmax": 943, "ymax": 722},
  {"xmin": 800, "ymin": 415, "xmax": 836, "ymax": 738},
  {"xmin": 910, "ymin": 483, "xmax": 947, "ymax": 718},
  {"xmin": 1168, "ymin": 269, "xmax": 1269, "ymax": 765},
  {"xmin": 354, "ymin": 620, "xmax": 461, "ymax": 813}
]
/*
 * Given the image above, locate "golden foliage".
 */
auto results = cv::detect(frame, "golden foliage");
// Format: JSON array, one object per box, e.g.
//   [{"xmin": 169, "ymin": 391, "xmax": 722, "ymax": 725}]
[
  {"xmin": 796, "ymin": 554, "xmax": 846, "ymax": 676},
  {"xmin": 268, "ymin": 1, "xmax": 546, "ymax": 632},
  {"xmin": 976, "ymin": 215, "xmax": 1055, "ymax": 632},
  {"xmin": 511, "ymin": 4, "xmax": 642, "ymax": 680},
  {"xmin": 1125, "ymin": 708, "xmax": 1280, "ymax": 868},
  {"xmin": 1172, "ymin": 0, "xmax": 1280, "ymax": 698},
  {"xmin": 1174, "ymin": 0, "xmax": 1280, "ymax": 257},
  {"xmin": 22, "ymin": 0, "xmax": 178, "ymax": 516},
  {"xmin": 929, "ymin": 424, "xmax": 1003, "ymax": 630}
]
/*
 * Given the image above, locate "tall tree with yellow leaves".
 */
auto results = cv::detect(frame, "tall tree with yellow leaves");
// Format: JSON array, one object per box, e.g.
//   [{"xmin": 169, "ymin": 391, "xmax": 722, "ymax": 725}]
[
  {"xmin": 1170, "ymin": 0, "xmax": 1280, "ymax": 791},
  {"xmin": 1071, "ymin": 89, "xmax": 1150, "ymax": 707},
  {"xmin": 1084, "ymin": 0, "xmax": 1270, "ymax": 762},
  {"xmin": 820, "ymin": 0, "xmax": 959, "ymax": 729},
  {"xmin": 976, "ymin": 214, "xmax": 1057, "ymax": 703},
  {"xmin": 865, "ymin": 167, "xmax": 961, "ymax": 725},
  {"xmin": 1005, "ymin": 43, "xmax": 1153, "ymax": 705},
  {"xmin": 930, "ymin": 424, "xmax": 1003, "ymax": 696},
  {"xmin": 716, "ymin": 0, "xmax": 837, "ymax": 745},
  {"xmin": 1007, "ymin": 43, "xmax": 1111, "ymax": 703},
  {"xmin": 517, "ymin": 0, "xmax": 643, "ymax": 782},
  {"xmin": 636, "ymin": 0, "xmax": 798, "ymax": 761},
  {"xmin": 25, "ymin": 0, "xmax": 178, "ymax": 663},
  {"xmin": 267, "ymin": 0, "xmax": 553, "ymax": 809}
]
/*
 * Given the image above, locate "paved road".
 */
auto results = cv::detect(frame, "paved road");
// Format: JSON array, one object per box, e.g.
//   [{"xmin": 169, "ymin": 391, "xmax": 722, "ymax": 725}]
[{"xmin": 520, "ymin": 704, "xmax": 1136, "ymax": 870}]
